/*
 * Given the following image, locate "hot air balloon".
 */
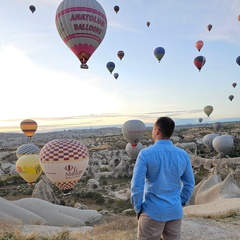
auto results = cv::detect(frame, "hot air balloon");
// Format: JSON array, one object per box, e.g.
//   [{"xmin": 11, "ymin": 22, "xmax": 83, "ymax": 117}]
[
  {"xmin": 39, "ymin": 139, "xmax": 89, "ymax": 196},
  {"xmin": 232, "ymin": 82, "xmax": 237, "ymax": 88},
  {"xmin": 194, "ymin": 56, "xmax": 206, "ymax": 71},
  {"xmin": 117, "ymin": 50, "xmax": 124, "ymax": 60},
  {"xmin": 20, "ymin": 119, "xmax": 38, "ymax": 139},
  {"xmin": 16, "ymin": 154, "xmax": 42, "ymax": 184},
  {"xmin": 203, "ymin": 133, "xmax": 219, "ymax": 152},
  {"xmin": 106, "ymin": 61, "xmax": 115, "ymax": 74},
  {"xmin": 213, "ymin": 122, "xmax": 221, "ymax": 132},
  {"xmin": 29, "ymin": 5, "xmax": 36, "ymax": 13},
  {"xmin": 146, "ymin": 21, "xmax": 150, "ymax": 27},
  {"xmin": 122, "ymin": 120, "xmax": 146, "ymax": 148},
  {"xmin": 154, "ymin": 47, "xmax": 165, "ymax": 62},
  {"xmin": 195, "ymin": 40, "xmax": 204, "ymax": 52},
  {"xmin": 16, "ymin": 143, "xmax": 40, "ymax": 159},
  {"xmin": 212, "ymin": 135, "xmax": 234, "ymax": 157},
  {"xmin": 55, "ymin": 0, "xmax": 107, "ymax": 69},
  {"xmin": 198, "ymin": 118, "xmax": 203, "ymax": 123},
  {"xmin": 203, "ymin": 105, "xmax": 213, "ymax": 117},
  {"xmin": 114, "ymin": 73, "xmax": 119, "ymax": 79},
  {"xmin": 236, "ymin": 56, "xmax": 240, "ymax": 66},
  {"xmin": 114, "ymin": 5, "xmax": 119, "ymax": 14},
  {"xmin": 229, "ymin": 95, "xmax": 234, "ymax": 101},
  {"xmin": 125, "ymin": 142, "xmax": 143, "ymax": 160},
  {"xmin": 207, "ymin": 24, "xmax": 212, "ymax": 31},
  {"xmin": 238, "ymin": 15, "xmax": 240, "ymax": 21}
]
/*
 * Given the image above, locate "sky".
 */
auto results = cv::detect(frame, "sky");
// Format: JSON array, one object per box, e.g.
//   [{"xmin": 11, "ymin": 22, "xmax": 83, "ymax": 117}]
[{"xmin": 0, "ymin": 0, "xmax": 240, "ymax": 133}]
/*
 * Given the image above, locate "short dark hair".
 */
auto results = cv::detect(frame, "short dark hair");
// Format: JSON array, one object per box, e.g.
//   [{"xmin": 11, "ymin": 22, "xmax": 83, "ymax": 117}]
[{"xmin": 155, "ymin": 117, "xmax": 175, "ymax": 138}]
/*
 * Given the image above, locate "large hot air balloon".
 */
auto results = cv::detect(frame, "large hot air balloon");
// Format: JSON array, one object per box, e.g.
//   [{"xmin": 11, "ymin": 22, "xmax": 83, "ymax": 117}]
[
  {"xmin": 117, "ymin": 50, "xmax": 124, "ymax": 60},
  {"xmin": 232, "ymin": 82, "xmax": 237, "ymax": 88},
  {"xmin": 194, "ymin": 56, "xmax": 206, "ymax": 71},
  {"xmin": 154, "ymin": 47, "xmax": 165, "ymax": 62},
  {"xmin": 20, "ymin": 119, "xmax": 38, "ymax": 139},
  {"xmin": 106, "ymin": 61, "xmax": 115, "ymax": 74},
  {"xmin": 114, "ymin": 5, "xmax": 119, "ymax": 14},
  {"xmin": 212, "ymin": 135, "xmax": 234, "ymax": 157},
  {"xmin": 213, "ymin": 122, "xmax": 221, "ymax": 132},
  {"xmin": 236, "ymin": 56, "xmax": 240, "ymax": 66},
  {"xmin": 55, "ymin": 0, "xmax": 107, "ymax": 69},
  {"xmin": 122, "ymin": 120, "xmax": 146, "ymax": 148},
  {"xmin": 16, "ymin": 154, "xmax": 42, "ymax": 184},
  {"xmin": 114, "ymin": 73, "xmax": 119, "ymax": 79},
  {"xmin": 229, "ymin": 95, "xmax": 234, "ymax": 101},
  {"xmin": 195, "ymin": 40, "xmax": 204, "ymax": 52},
  {"xmin": 29, "ymin": 5, "xmax": 36, "ymax": 13},
  {"xmin": 16, "ymin": 143, "xmax": 40, "ymax": 159},
  {"xmin": 203, "ymin": 105, "xmax": 213, "ymax": 117},
  {"xmin": 125, "ymin": 142, "xmax": 143, "ymax": 160},
  {"xmin": 198, "ymin": 118, "xmax": 203, "ymax": 123},
  {"xmin": 146, "ymin": 21, "xmax": 150, "ymax": 27},
  {"xmin": 39, "ymin": 139, "xmax": 89, "ymax": 196},
  {"xmin": 203, "ymin": 133, "xmax": 219, "ymax": 152},
  {"xmin": 207, "ymin": 24, "xmax": 212, "ymax": 31}
]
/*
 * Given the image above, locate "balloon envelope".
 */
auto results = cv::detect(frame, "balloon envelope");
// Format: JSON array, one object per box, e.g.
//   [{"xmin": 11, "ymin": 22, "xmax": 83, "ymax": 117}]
[
  {"xmin": 122, "ymin": 120, "xmax": 146, "ymax": 147},
  {"xmin": 194, "ymin": 56, "xmax": 206, "ymax": 71},
  {"xmin": 212, "ymin": 135, "xmax": 234, "ymax": 157},
  {"xmin": 106, "ymin": 61, "xmax": 115, "ymax": 74},
  {"xmin": 232, "ymin": 82, "xmax": 237, "ymax": 88},
  {"xmin": 16, "ymin": 154, "xmax": 42, "ymax": 184},
  {"xmin": 55, "ymin": 0, "xmax": 107, "ymax": 69},
  {"xmin": 146, "ymin": 21, "xmax": 150, "ymax": 27},
  {"xmin": 20, "ymin": 119, "xmax": 38, "ymax": 138},
  {"xmin": 114, "ymin": 73, "xmax": 119, "ymax": 79},
  {"xmin": 29, "ymin": 5, "xmax": 36, "ymax": 13},
  {"xmin": 154, "ymin": 47, "xmax": 165, "ymax": 62},
  {"xmin": 117, "ymin": 50, "xmax": 124, "ymax": 60},
  {"xmin": 126, "ymin": 142, "xmax": 143, "ymax": 160},
  {"xmin": 114, "ymin": 5, "xmax": 119, "ymax": 13},
  {"xmin": 16, "ymin": 143, "xmax": 40, "ymax": 159},
  {"xmin": 236, "ymin": 56, "xmax": 240, "ymax": 66},
  {"xmin": 229, "ymin": 95, "xmax": 234, "ymax": 101},
  {"xmin": 213, "ymin": 122, "xmax": 221, "ymax": 132},
  {"xmin": 203, "ymin": 105, "xmax": 213, "ymax": 117},
  {"xmin": 39, "ymin": 139, "xmax": 89, "ymax": 194},
  {"xmin": 195, "ymin": 40, "xmax": 204, "ymax": 51},
  {"xmin": 207, "ymin": 24, "xmax": 212, "ymax": 31},
  {"xmin": 198, "ymin": 118, "xmax": 203, "ymax": 123},
  {"xmin": 203, "ymin": 133, "xmax": 219, "ymax": 152}
]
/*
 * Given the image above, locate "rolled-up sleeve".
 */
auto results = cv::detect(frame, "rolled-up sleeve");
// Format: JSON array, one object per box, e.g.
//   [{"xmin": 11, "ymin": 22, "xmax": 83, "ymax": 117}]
[
  {"xmin": 180, "ymin": 157, "xmax": 195, "ymax": 205},
  {"xmin": 130, "ymin": 152, "xmax": 147, "ymax": 213}
]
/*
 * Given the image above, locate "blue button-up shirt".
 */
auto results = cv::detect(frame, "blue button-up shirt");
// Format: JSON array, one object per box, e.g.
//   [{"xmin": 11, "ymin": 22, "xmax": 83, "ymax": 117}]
[{"xmin": 131, "ymin": 140, "xmax": 195, "ymax": 221}]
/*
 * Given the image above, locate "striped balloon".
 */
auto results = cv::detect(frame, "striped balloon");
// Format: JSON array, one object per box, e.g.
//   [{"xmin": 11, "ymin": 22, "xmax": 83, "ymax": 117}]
[
  {"xmin": 55, "ymin": 0, "xmax": 107, "ymax": 69},
  {"xmin": 16, "ymin": 143, "xmax": 40, "ymax": 159},
  {"xmin": 20, "ymin": 119, "xmax": 38, "ymax": 138}
]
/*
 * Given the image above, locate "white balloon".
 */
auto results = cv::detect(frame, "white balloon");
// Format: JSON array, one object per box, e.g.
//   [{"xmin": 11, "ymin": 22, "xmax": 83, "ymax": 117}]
[
  {"xmin": 212, "ymin": 135, "xmax": 234, "ymax": 157},
  {"xmin": 125, "ymin": 142, "xmax": 143, "ymax": 160},
  {"xmin": 203, "ymin": 133, "xmax": 218, "ymax": 152}
]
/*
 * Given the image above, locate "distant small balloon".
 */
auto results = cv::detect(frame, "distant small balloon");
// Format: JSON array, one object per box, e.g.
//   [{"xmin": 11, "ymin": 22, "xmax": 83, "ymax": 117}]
[
  {"xmin": 232, "ymin": 82, "xmax": 237, "ymax": 88},
  {"xmin": 114, "ymin": 73, "xmax": 119, "ymax": 79},
  {"xmin": 236, "ymin": 56, "xmax": 240, "ymax": 66},
  {"xmin": 213, "ymin": 122, "xmax": 221, "ymax": 132},
  {"xmin": 29, "ymin": 5, "xmax": 36, "ymax": 13},
  {"xmin": 194, "ymin": 56, "xmax": 206, "ymax": 71},
  {"xmin": 154, "ymin": 47, "xmax": 165, "ymax": 62},
  {"xmin": 198, "ymin": 118, "xmax": 203, "ymax": 123},
  {"xmin": 114, "ymin": 5, "xmax": 119, "ymax": 13},
  {"xmin": 203, "ymin": 105, "xmax": 213, "ymax": 117},
  {"xmin": 228, "ymin": 95, "xmax": 234, "ymax": 101},
  {"xmin": 146, "ymin": 21, "xmax": 150, "ymax": 27},
  {"xmin": 117, "ymin": 50, "xmax": 124, "ymax": 60},
  {"xmin": 238, "ymin": 15, "xmax": 240, "ymax": 22},
  {"xmin": 195, "ymin": 40, "xmax": 204, "ymax": 52},
  {"xmin": 207, "ymin": 24, "xmax": 212, "ymax": 31},
  {"xmin": 106, "ymin": 62, "xmax": 115, "ymax": 74}
]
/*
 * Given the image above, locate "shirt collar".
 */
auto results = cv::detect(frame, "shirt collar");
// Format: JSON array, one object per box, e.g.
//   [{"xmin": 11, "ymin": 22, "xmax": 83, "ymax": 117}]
[{"xmin": 155, "ymin": 139, "xmax": 173, "ymax": 145}]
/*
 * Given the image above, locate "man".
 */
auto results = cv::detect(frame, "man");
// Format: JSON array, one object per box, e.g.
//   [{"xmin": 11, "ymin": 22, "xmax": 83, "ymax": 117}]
[{"xmin": 131, "ymin": 117, "xmax": 195, "ymax": 240}]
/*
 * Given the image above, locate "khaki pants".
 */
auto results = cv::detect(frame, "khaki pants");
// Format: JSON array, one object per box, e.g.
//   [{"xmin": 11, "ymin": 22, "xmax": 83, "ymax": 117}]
[{"xmin": 137, "ymin": 212, "xmax": 182, "ymax": 240}]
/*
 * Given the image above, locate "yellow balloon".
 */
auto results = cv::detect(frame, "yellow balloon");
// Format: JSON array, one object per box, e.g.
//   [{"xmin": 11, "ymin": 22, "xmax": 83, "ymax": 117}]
[{"xmin": 16, "ymin": 154, "xmax": 42, "ymax": 184}]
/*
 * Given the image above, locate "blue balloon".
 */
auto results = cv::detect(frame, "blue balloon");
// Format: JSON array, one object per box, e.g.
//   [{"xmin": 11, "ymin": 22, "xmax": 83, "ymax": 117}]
[
  {"xmin": 106, "ymin": 62, "xmax": 115, "ymax": 74},
  {"xmin": 154, "ymin": 47, "xmax": 165, "ymax": 62},
  {"xmin": 236, "ymin": 56, "xmax": 240, "ymax": 66}
]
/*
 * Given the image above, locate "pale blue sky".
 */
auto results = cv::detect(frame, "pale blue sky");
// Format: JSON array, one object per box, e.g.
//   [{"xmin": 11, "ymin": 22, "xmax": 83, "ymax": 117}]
[{"xmin": 0, "ymin": 0, "xmax": 240, "ymax": 132}]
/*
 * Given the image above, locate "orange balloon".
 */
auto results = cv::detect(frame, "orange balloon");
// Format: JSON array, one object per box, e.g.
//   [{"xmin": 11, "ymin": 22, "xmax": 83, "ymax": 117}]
[
  {"xmin": 20, "ymin": 119, "xmax": 38, "ymax": 138},
  {"xmin": 195, "ymin": 40, "xmax": 204, "ymax": 52}
]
